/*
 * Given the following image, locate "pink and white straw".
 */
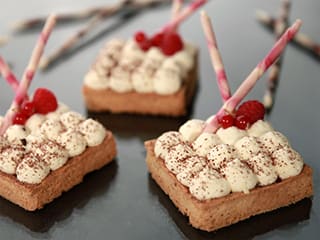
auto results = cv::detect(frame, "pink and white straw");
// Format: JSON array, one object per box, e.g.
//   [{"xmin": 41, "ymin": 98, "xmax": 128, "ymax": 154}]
[
  {"xmin": 204, "ymin": 19, "xmax": 302, "ymax": 133},
  {"xmin": 0, "ymin": 56, "xmax": 19, "ymax": 91},
  {"xmin": 0, "ymin": 14, "xmax": 57, "ymax": 135},
  {"xmin": 171, "ymin": 0, "xmax": 183, "ymax": 19},
  {"xmin": 200, "ymin": 11, "xmax": 231, "ymax": 103},
  {"xmin": 161, "ymin": 0, "xmax": 207, "ymax": 33}
]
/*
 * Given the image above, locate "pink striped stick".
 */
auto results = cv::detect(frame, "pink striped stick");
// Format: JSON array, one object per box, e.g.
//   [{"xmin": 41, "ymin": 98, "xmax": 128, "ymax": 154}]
[
  {"xmin": 0, "ymin": 14, "xmax": 56, "ymax": 135},
  {"xmin": 204, "ymin": 19, "xmax": 302, "ymax": 133},
  {"xmin": 171, "ymin": 0, "xmax": 183, "ymax": 19},
  {"xmin": 263, "ymin": 0, "xmax": 291, "ymax": 110},
  {"xmin": 161, "ymin": 0, "xmax": 207, "ymax": 33},
  {"xmin": 0, "ymin": 56, "xmax": 19, "ymax": 91},
  {"xmin": 200, "ymin": 11, "xmax": 231, "ymax": 103}
]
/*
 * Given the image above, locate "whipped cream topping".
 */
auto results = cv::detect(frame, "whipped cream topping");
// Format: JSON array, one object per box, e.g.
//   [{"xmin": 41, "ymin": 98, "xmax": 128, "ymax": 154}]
[
  {"xmin": 176, "ymin": 156, "xmax": 206, "ymax": 187},
  {"xmin": 57, "ymin": 130, "xmax": 87, "ymax": 157},
  {"xmin": 247, "ymin": 120, "xmax": 273, "ymax": 137},
  {"xmin": 172, "ymin": 50, "xmax": 195, "ymax": 72},
  {"xmin": 272, "ymin": 146, "xmax": 303, "ymax": 179},
  {"xmin": 0, "ymin": 107, "xmax": 107, "ymax": 184},
  {"xmin": 25, "ymin": 114, "xmax": 46, "ymax": 134},
  {"xmin": 234, "ymin": 136, "xmax": 262, "ymax": 159},
  {"xmin": 192, "ymin": 132, "xmax": 221, "ymax": 157},
  {"xmin": 16, "ymin": 153, "xmax": 50, "ymax": 184},
  {"xmin": 246, "ymin": 153, "xmax": 277, "ymax": 186},
  {"xmin": 0, "ymin": 143, "xmax": 25, "ymax": 174},
  {"xmin": 84, "ymin": 70, "xmax": 109, "ymax": 90},
  {"xmin": 26, "ymin": 135, "xmax": 68, "ymax": 171},
  {"xmin": 164, "ymin": 143, "xmax": 194, "ymax": 174},
  {"xmin": 147, "ymin": 47, "xmax": 166, "ymax": 62},
  {"xmin": 109, "ymin": 67, "xmax": 133, "ymax": 93},
  {"xmin": 132, "ymin": 68, "xmax": 154, "ymax": 93},
  {"xmin": 79, "ymin": 119, "xmax": 106, "ymax": 147},
  {"xmin": 207, "ymin": 144, "xmax": 237, "ymax": 169},
  {"xmin": 260, "ymin": 131, "xmax": 290, "ymax": 153},
  {"xmin": 40, "ymin": 119, "xmax": 64, "ymax": 141},
  {"xmin": 4, "ymin": 125, "xmax": 28, "ymax": 144},
  {"xmin": 60, "ymin": 111, "xmax": 84, "ymax": 130},
  {"xmin": 85, "ymin": 39, "xmax": 196, "ymax": 95},
  {"xmin": 121, "ymin": 39, "xmax": 144, "ymax": 58},
  {"xmin": 179, "ymin": 119, "xmax": 205, "ymax": 142},
  {"xmin": 217, "ymin": 126, "xmax": 247, "ymax": 145},
  {"xmin": 153, "ymin": 68, "xmax": 181, "ymax": 95},
  {"xmin": 154, "ymin": 131, "xmax": 182, "ymax": 159},
  {"xmin": 189, "ymin": 167, "xmax": 231, "ymax": 200},
  {"xmin": 161, "ymin": 58, "xmax": 183, "ymax": 76},
  {"xmin": 223, "ymin": 159, "xmax": 258, "ymax": 193},
  {"xmin": 154, "ymin": 119, "xmax": 305, "ymax": 200},
  {"xmin": 46, "ymin": 102, "xmax": 70, "ymax": 121}
]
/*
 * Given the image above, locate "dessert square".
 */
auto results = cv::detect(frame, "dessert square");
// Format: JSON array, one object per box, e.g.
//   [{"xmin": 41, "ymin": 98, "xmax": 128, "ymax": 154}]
[
  {"xmin": 145, "ymin": 119, "xmax": 313, "ymax": 231},
  {"xmin": 83, "ymin": 39, "xmax": 198, "ymax": 116},
  {"xmin": 0, "ymin": 103, "xmax": 117, "ymax": 211}
]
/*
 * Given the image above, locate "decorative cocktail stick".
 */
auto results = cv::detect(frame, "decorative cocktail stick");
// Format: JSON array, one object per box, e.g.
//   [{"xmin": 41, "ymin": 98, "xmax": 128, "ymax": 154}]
[
  {"xmin": 200, "ymin": 11, "xmax": 231, "ymax": 102},
  {"xmin": 172, "ymin": 0, "xmax": 183, "ymax": 19},
  {"xmin": 0, "ymin": 56, "xmax": 19, "ymax": 91},
  {"xmin": 204, "ymin": 19, "xmax": 302, "ymax": 133},
  {"xmin": 161, "ymin": 0, "xmax": 207, "ymax": 33},
  {"xmin": 0, "ymin": 15, "xmax": 56, "ymax": 135},
  {"xmin": 256, "ymin": 9, "xmax": 320, "ymax": 57},
  {"xmin": 11, "ymin": 0, "xmax": 169, "ymax": 32},
  {"xmin": 263, "ymin": 0, "xmax": 291, "ymax": 110}
]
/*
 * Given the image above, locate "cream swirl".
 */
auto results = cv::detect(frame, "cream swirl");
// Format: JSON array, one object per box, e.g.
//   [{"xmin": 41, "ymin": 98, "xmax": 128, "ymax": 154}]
[
  {"xmin": 189, "ymin": 167, "xmax": 231, "ymax": 200},
  {"xmin": 57, "ymin": 130, "xmax": 87, "ymax": 157},
  {"xmin": 109, "ymin": 67, "xmax": 133, "ymax": 93},
  {"xmin": 0, "ymin": 143, "xmax": 25, "ymax": 174},
  {"xmin": 179, "ymin": 119, "xmax": 205, "ymax": 142},
  {"xmin": 60, "ymin": 111, "xmax": 84, "ymax": 130},
  {"xmin": 216, "ymin": 126, "xmax": 247, "ymax": 145},
  {"xmin": 84, "ymin": 69, "xmax": 109, "ymax": 90},
  {"xmin": 192, "ymin": 132, "xmax": 221, "ymax": 157},
  {"xmin": 79, "ymin": 119, "xmax": 106, "ymax": 146},
  {"xmin": 16, "ymin": 153, "xmax": 50, "ymax": 184},
  {"xmin": 154, "ymin": 131, "xmax": 182, "ymax": 159},
  {"xmin": 164, "ymin": 143, "xmax": 194, "ymax": 174},
  {"xmin": 4, "ymin": 125, "xmax": 28, "ymax": 144},
  {"xmin": 222, "ymin": 159, "xmax": 258, "ymax": 193},
  {"xmin": 272, "ymin": 146, "xmax": 304, "ymax": 179}
]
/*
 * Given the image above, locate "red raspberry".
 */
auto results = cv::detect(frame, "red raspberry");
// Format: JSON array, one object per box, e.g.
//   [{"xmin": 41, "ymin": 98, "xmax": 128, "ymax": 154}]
[
  {"xmin": 160, "ymin": 32, "xmax": 183, "ymax": 56},
  {"xmin": 218, "ymin": 114, "xmax": 234, "ymax": 129},
  {"xmin": 139, "ymin": 39, "xmax": 152, "ymax": 51},
  {"xmin": 235, "ymin": 100, "xmax": 265, "ymax": 124},
  {"xmin": 151, "ymin": 32, "xmax": 164, "ymax": 47},
  {"xmin": 134, "ymin": 31, "xmax": 147, "ymax": 43},
  {"xmin": 235, "ymin": 115, "xmax": 250, "ymax": 130},
  {"xmin": 32, "ymin": 88, "xmax": 58, "ymax": 114},
  {"xmin": 20, "ymin": 101, "xmax": 35, "ymax": 117},
  {"xmin": 13, "ymin": 112, "xmax": 28, "ymax": 125}
]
